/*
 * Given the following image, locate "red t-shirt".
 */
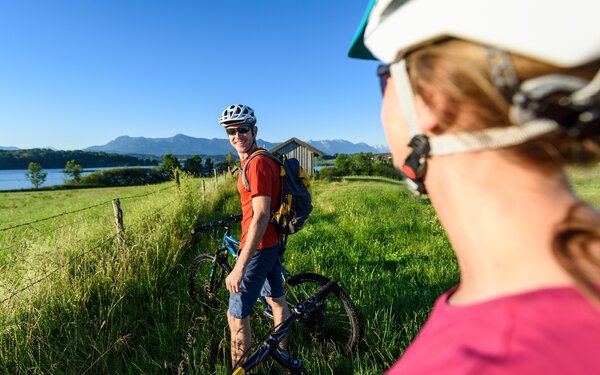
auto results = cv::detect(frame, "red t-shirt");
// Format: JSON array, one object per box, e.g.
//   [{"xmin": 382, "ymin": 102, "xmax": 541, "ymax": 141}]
[
  {"xmin": 387, "ymin": 285, "xmax": 600, "ymax": 374},
  {"xmin": 237, "ymin": 150, "xmax": 281, "ymax": 250}
]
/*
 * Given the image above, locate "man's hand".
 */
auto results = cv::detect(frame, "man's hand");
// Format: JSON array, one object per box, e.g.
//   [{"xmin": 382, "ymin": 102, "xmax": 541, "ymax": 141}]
[{"xmin": 226, "ymin": 263, "xmax": 245, "ymax": 293}]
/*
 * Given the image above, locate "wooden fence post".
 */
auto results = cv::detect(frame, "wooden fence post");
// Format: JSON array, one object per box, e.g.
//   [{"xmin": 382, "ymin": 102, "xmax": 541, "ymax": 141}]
[
  {"xmin": 175, "ymin": 169, "xmax": 180, "ymax": 189},
  {"xmin": 214, "ymin": 168, "xmax": 218, "ymax": 186},
  {"xmin": 202, "ymin": 180, "xmax": 206, "ymax": 200},
  {"xmin": 112, "ymin": 199, "xmax": 125, "ymax": 247}
]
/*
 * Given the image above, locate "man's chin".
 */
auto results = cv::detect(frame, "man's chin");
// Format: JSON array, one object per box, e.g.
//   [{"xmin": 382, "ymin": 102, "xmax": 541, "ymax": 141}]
[{"xmin": 232, "ymin": 144, "xmax": 249, "ymax": 154}]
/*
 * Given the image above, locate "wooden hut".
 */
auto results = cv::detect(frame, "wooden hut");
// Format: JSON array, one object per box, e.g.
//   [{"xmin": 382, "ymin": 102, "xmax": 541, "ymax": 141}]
[{"xmin": 268, "ymin": 137, "xmax": 325, "ymax": 176}]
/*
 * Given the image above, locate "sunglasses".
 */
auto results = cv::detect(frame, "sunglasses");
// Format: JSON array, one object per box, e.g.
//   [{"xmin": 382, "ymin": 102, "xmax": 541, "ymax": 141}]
[
  {"xmin": 377, "ymin": 64, "xmax": 391, "ymax": 95},
  {"xmin": 225, "ymin": 124, "xmax": 252, "ymax": 136}
]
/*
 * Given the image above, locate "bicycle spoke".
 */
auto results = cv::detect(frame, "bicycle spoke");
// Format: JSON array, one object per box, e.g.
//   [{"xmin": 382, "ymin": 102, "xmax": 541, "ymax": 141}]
[
  {"xmin": 188, "ymin": 253, "xmax": 230, "ymax": 308},
  {"xmin": 284, "ymin": 273, "xmax": 361, "ymax": 354}
]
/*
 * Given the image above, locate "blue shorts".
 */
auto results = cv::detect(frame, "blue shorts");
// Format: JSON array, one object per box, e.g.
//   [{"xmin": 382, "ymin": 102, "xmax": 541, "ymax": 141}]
[{"xmin": 228, "ymin": 244, "xmax": 285, "ymax": 319}]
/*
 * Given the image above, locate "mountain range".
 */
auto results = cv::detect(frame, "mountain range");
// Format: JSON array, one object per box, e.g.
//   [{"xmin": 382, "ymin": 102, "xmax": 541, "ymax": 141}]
[
  {"xmin": 83, "ymin": 134, "xmax": 388, "ymax": 156},
  {"xmin": 1, "ymin": 134, "xmax": 389, "ymax": 156}
]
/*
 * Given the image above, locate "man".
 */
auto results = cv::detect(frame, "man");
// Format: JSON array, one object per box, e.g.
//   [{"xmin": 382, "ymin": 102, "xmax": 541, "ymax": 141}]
[{"xmin": 219, "ymin": 103, "xmax": 290, "ymax": 367}]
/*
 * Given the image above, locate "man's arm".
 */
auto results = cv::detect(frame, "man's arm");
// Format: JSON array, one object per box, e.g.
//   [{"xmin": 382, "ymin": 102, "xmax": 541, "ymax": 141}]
[{"xmin": 225, "ymin": 195, "xmax": 271, "ymax": 293}]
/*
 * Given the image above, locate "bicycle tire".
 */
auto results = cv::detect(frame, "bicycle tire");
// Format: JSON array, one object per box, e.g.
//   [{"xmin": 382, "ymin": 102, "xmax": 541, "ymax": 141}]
[
  {"xmin": 285, "ymin": 272, "xmax": 362, "ymax": 354},
  {"xmin": 188, "ymin": 253, "xmax": 231, "ymax": 305}
]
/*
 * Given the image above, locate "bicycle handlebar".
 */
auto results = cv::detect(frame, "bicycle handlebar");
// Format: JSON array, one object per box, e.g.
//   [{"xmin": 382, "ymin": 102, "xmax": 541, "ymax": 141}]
[
  {"xmin": 190, "ymin": 214, "xmax": 242, "ymax": 235},
  {"xmin": 230, "ymin": 280, "xmax": 339, "ymax": 375}
]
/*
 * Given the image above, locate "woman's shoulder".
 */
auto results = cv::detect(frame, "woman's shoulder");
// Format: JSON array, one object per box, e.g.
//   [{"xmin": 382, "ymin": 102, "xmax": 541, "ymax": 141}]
[{"xmin": 389, "ymin": 286, "xmax": 600, "ymax": 374}]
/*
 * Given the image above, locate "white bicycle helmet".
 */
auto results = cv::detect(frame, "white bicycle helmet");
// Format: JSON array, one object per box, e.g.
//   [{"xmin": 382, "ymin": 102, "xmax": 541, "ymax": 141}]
[
  {"xmin": 349, "ymin": 0, "xmax": 600, "ymax": 194},
  {"xmin": 219, "ymin": 104, "xmax": 257, "ymax": 127},
  {"xmin": 349, "ymin": 0, "xmax": 600, "ymax": 148},
  {"xmin": 349, "ymin": 0, "xmax": 600, "ymax": 67}
]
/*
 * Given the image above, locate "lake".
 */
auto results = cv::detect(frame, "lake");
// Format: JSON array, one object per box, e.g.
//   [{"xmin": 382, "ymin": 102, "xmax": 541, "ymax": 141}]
[{"xmin": 0, "ymin": 167, "xmax": 142, "ymax": 191}]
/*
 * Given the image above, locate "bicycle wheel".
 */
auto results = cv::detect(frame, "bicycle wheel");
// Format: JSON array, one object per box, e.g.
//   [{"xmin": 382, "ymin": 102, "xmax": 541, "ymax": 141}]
[
  {"xmin": 285, "ymin": 273, "xmax": 362, "ymax": 354},
  {"xmin": 188, "ymin": 253, "xmax": 231, "ymax": 305}
]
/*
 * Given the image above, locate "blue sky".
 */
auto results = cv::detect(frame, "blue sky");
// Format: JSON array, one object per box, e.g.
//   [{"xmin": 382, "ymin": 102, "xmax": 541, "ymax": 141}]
[{"xmin": 0, "ymin": 1, "xmax": 384, "ymax": 151}]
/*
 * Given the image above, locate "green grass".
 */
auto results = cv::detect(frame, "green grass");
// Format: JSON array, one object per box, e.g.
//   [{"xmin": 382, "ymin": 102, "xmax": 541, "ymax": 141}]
[{"xmin": 0, "ymin": 166, "xmax": 599, "ymax": 374}]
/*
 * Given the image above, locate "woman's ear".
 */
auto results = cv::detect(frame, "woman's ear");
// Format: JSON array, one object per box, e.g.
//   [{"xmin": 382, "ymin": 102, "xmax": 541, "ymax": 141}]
[{"xmin": 414, "ymin": 94, "xmax": 440, "ymax": 134}]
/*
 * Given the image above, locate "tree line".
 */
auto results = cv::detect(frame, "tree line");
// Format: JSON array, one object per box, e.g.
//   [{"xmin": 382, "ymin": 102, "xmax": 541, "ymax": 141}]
[
  {"xmin": 18, "ymin": 150, "xmax": 402, "ymax": 189},
  {"xmin": 161, "ymin": 152, "xmax": 236, "ymax": 177},
  {"xmin": 0, "ymin": 149, "xmax": 158, "ymax": 169},
  {"xmin": 21, "ymin": 152, "xmax": 238, "ymax": 189},
  {"xmin": 316, "ymin": 153, "xmax": 403, "ymax": 180}
]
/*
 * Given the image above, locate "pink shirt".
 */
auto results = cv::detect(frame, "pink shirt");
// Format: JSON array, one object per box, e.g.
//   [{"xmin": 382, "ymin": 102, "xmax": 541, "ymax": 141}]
[{"xmin": 387, "ymin": 286, "xmax": 600, "ymax": 374}]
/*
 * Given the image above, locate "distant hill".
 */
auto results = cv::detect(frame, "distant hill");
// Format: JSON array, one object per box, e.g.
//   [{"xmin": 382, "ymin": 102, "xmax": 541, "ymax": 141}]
[
  {"xmin": 0, "ymin": 146, "xmax": 19, "ymax": 151},
  {"xmin": 85, "ymin": 134, "xmax": 279, "ymax": 156},
  {"xmin": 85, "ymin": 134, "xmax": 388, "ymax": 156},
  {"xmin": 0, "ymin": 149, "xmax": 158, "ymax": 170}
]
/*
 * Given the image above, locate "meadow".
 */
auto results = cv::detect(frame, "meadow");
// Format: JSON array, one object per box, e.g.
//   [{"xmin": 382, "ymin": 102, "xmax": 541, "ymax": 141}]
[{"xmin": 0, "ymin": 165, "xmax": 598, "ymax": 374}]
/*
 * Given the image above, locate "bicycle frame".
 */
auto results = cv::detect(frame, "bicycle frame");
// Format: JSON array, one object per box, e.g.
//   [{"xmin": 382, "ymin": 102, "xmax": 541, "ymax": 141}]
[
  {"xmin": 215, "ymin": 225, "xmax": 292, "ymax": 280},
  {"xmin": 190, "ymin": 216, "xmax": 363, "ymax": 372},
  {"xmin": 200, "ymin": 221, "xmax": 292, "ymax": 318},
  {"xmin": 230, "ymin": 281, "xmax": 339, "ymax": 375},
  {"xmin": 220, "ymin": 226, "xmax": 241, "ymax": 258}
]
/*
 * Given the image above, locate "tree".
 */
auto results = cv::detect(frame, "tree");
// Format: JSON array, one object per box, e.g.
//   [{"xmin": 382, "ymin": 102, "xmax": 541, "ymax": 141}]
[
  {"xmin": 25, "ymin": 162, "xmax": 47, "ymax": 189},
  {"xmin": 64, "ymin": 159, "xmax": 83, "ymax": 182},
  {"xmin": 373, "ymin": 157, "xmax": 403, "ymax": 180},
  {"xmin": 349, "ymin": 153, "xmax": 373, "ymax": 175},
  {"xmin": 161, "ymin": 154, "xmax": 180, "ymax": 174},
  {"xmin": 335, "ymin": 154, "xmax": 350, "ymax": 174},
  {"xmin": 215, "ymin": 161, "xmax": 229, "ymax": 174},
  {"xmin": 184, "ymin": 155, "xmax": 202, "ymax": 177},
  {"xmin": 204, "ymin": 157, "xmax": 214, "ymax": 174},
  {"xmin": 225, "ymin": 152, "xmax": 235, "ymax": 168}
]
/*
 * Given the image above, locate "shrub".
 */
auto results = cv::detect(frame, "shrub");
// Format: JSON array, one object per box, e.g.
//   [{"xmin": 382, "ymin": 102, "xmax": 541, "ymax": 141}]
[
  {"xmin": 78, "ymin": 167, "xmax": 170, "ymax": 186},
  {"xmin": 314, "ymin": 166, "xmax": 342, "ymax": 181}
]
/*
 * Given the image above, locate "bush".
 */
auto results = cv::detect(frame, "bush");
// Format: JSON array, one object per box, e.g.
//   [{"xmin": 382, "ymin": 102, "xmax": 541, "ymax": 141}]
[
  {"xmin": 77, "ymin": 167, "xmax": 171, "ymax": 187},
  {"xmin": 373, "ymin": 163, "xmax": 404, "ymax": 180},
  {"xmin": 314, "ymin": 166, "xmax": 342, "ymax": 181}
]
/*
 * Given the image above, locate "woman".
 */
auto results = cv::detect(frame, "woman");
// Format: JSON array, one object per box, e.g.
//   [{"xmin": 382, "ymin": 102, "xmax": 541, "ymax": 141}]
[{"xmin": 349, "ymin": 0, "xmax": 600, "ymax": 373}]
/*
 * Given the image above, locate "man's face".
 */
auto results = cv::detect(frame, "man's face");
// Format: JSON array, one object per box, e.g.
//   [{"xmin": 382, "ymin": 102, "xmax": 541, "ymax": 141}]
[{"xmin": 225, "ymin": 123, "xmax": 255, "ymax": 155}]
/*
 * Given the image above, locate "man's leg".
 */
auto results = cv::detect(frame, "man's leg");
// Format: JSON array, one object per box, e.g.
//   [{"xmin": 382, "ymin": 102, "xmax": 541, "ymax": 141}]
[
  {"xmin": 228, "ymin": 246, "xmax": 279, "ymax": 367},
  {"xmin": 264, "ymin": 295, "xmax": 291, "ymax": 349},
  {"xmin": 227, "ymin": 312, "xmax": 251, "ymax": 366},
  {"xmin": 264, "ymin": 246, "xmax": 290, "ymax": 349}
]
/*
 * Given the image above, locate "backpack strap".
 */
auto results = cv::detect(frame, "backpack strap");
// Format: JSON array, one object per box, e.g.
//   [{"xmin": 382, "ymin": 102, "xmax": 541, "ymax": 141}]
[{"xmin": 241, "ymin": 150, "xmax": 282, "ymax": 192}]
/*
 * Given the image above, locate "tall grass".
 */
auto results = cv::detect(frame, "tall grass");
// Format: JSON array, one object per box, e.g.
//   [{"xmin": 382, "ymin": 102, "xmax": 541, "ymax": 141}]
[
  {"xmin": 0, "ymin": 175, "xmax": 241, "ymax": 374},
  {"xmin": 0, "ymin": 165, "xmax": 598, "ymax": 374}
]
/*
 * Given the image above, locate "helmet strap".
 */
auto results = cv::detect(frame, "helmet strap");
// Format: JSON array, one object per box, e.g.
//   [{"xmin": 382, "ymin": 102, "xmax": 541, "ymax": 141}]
[
  {"xmin": 391, "ymin": 60, "xmax": 430, "ymax": 195},
  {"xmin": 391, "ymin": 60, "xmax": 420, "ymax": 137},
  {"xmin": 242, "ymin": 125, "xmax": 258, "ymax": 154}
]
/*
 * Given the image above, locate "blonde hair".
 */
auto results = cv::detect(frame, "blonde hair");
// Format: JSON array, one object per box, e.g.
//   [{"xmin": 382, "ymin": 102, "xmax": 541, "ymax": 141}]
[{"xmin": 407, "ymin": 39, "xmax": 600, "ymax": 305}]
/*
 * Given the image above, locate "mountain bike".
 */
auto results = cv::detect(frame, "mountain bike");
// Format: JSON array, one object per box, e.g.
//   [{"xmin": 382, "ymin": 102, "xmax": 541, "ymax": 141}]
[
  {"xmin": 187, "ymin": 214, "xmax": 362, "ymax": 355},
  {"xmin": 230, "ymin": 280, "xmax": 341, "ymax": 375}
]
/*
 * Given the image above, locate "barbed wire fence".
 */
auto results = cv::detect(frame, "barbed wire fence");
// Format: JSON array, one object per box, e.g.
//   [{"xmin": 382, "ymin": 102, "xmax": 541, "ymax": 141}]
[
  {"xmin": 0, "ymin": 180, "xmax": 197, "ymax": 306},
  {"xmin": 0, "ymin": 171, "xmax": 237, "ymax": 373}
]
